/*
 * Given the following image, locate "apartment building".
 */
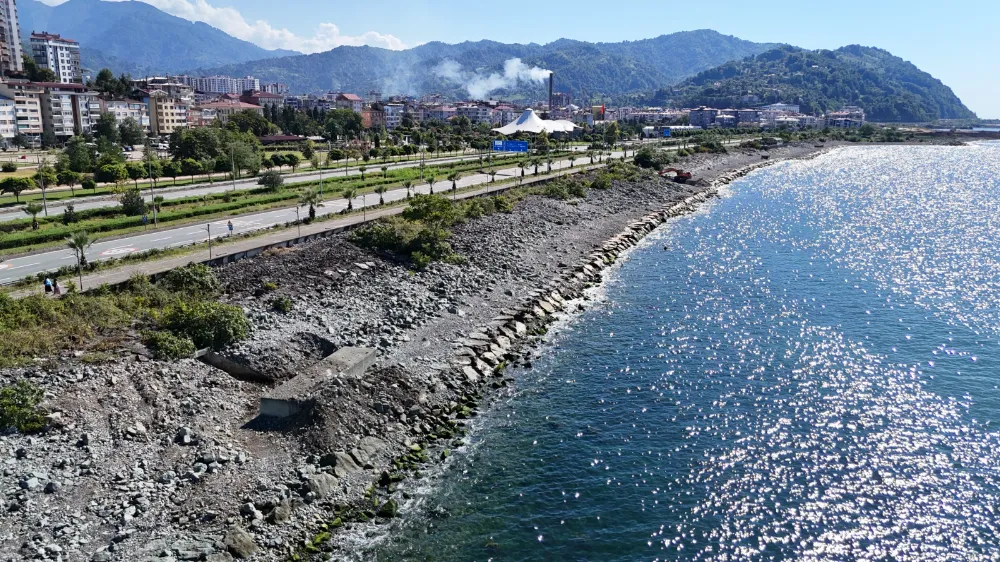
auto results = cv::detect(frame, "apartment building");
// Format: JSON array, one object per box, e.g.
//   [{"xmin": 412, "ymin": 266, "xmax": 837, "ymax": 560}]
[
  {"xmin": 335, "ymin": 93, "xmax": 363, "ymax": 113},
  {"xmin": 383, "ymin": 103, "xmax": 404, "ymax": 130},
  {"xmin": 456, "ymin": 104, "xmax": 493, "ymax": 124},
  {"xmin": 30, "ymin": 32, "xmax": 82, "ymax": 84},
  {"xmin": 0, "ymin": 81, "xmax": 43, "ymax": 139},
  {"xmin": 239, "ymin": 90, "xmax": 283, "ymax": 108},
  {"xmin": 35, "ymin": 82, "xmax": 98, "ymax": 138},
  {"xmin": 0, "ymin": 0, "xmax": 22, "ymax": 75},
  {"xmin": 361, "ymin": 104, "xmax": 385, "ymax": 129},
  {"xmin": 0, "ymin": 94, "xmax": 16, "ymax": 140},
  {"xmin": 688, "ymin": 106, "xmax": 718, "ymax": 129},
  {"xmin": 263, "ymin": 83, "xmax": 288, "ymax": 95},
  {"xmin": 142, "ymin": 90, "xmax": 190, "ymax": 137},
  {"xmin": 98, "ymin": 99, "xmax": 150, "ymax": 131},
  {"xmin": 194, "ymin": 99, "xmax": 263, "ymax": 125}
]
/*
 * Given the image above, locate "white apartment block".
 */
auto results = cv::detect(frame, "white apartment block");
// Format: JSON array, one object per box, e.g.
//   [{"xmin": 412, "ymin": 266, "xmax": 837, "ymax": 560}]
[
  {"xmin": 0, "ymin": 82, "xmax": 43, "ymax": 138},
  {"xmin": 178, "ymin": 75, "xmax": 261, "ymax": 95},
  {"xmin": 37, "ymin": 83, "xmax": 97, "ymax": 138},
  {"xmin": 383, "ymin": 104, "xmax": 404, "ymax": 129},
  {"xmin": 31, "ymin": 32, "xmax": 82, "ymax": 84},
  {"xmin": 0, "ymin": 0, "xmax": 22, "ymax": 75},
  {"xmin": 456, "ymin": 104, "xmax": 493, "ymax": 124},
  {"xmin": 0, "ymin": 94, "xmax": 16, "ymax": 139},
  {"xmin": 99, "ymin": 99, "xmax": 150, "ymax": 131}
]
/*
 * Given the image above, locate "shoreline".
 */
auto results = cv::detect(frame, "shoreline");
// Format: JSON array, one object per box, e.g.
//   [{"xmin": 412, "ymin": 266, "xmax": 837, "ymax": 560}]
[{"xmin": 0, "ymin": 142, "xmax": 832, "ymax": 561}]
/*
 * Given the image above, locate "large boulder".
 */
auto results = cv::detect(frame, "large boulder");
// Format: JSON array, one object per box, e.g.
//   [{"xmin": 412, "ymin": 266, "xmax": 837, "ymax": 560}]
[
  {"xmin": 305, "ymin": 473, "xmax": 339, "ymax": 498},
  {"xmin": 224, "ymin": 527, "xmax": 257, "ymax": 559}
]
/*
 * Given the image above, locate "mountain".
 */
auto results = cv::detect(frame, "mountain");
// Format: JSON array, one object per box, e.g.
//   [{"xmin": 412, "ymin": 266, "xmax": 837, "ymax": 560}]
[
  {"xmin": 656, "ymin": 45, "xmax": 975, "ymax": 122},
  {"xmin": 16, "ymin": 0, "xmax": 300, "ymax": 76},
  {"xmin": 193, "ymin": 30, "xmax": 779, "ymax": 100}
]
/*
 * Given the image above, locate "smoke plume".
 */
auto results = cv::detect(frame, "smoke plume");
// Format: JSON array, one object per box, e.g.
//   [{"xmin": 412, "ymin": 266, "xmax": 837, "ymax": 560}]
[{"xmin": 433, "ymin": 58, "xmax": 551, "ymax": 99}]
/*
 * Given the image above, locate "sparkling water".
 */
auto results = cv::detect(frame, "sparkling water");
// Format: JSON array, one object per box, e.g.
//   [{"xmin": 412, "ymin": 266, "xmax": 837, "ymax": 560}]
[{"xmin": 367, "ymin": 143, "xmax": 1000, "ymax": 561}]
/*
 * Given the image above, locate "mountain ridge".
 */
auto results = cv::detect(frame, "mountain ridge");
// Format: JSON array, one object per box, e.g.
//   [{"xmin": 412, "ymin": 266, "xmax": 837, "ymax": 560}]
[
  {"xmin": 657, "ymin": 44, "xmax": 975, "ymax": 121},
  {"xmin": 16, "ymin": 0, "xmax": 299, "ymax": 75}
]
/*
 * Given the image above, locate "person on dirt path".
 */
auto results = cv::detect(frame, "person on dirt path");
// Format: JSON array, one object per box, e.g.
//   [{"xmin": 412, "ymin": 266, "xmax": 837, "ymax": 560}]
[
  {"xmin": 43, "ymin": 277, "xmax": 52, "ymax": 294},
  {"xmin": 52, "ymin": 278, "xmax": 61, "ymax": 296}
]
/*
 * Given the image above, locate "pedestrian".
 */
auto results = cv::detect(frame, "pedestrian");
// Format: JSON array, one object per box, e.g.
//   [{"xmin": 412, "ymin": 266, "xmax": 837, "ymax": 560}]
[
  {"xmin": 43, "ymin": 277, "xmax": 52, "ymax": 294},
  {"xmin": 227, "ymin": 220, "xmax": 234, "ymax": 236},
  {"xmin": 52, "ymin": 278, "xmax": 61, "ymax": 295}
]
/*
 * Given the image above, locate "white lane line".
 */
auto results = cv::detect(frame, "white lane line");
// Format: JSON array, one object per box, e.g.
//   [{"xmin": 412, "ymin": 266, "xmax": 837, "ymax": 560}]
[{"xmin": 150, "ymin": 236, "xmax": 173, "ymax": 242}]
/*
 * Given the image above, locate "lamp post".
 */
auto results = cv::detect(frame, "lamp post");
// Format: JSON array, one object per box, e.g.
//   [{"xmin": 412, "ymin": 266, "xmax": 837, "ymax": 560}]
[
  {"xmin": 295, "ymin": 207, "xmax": 301, "ymax": 237},
  {"xmin": 146, "ymin": 157, "xmax": 157, "ymax": 227},
  {"xmin": 230, "ymin": 145, "xmax": 237, "ymax": 191},
  {"xmin": 36, "ymin": 154, "xmax": 48, "ymax": 216},
  {"xmin": 363, "ymin": 193, "xmax": 367, "ymax": 221},
  {"xmin": 206, "ymin": 224, "xmax": 212, "ymax": 258}
]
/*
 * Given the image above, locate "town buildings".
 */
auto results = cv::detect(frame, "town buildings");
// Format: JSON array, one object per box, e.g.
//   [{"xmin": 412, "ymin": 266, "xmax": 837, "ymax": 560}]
[
  {"xmin": 383, "ymin": 103, "xmax": 404, "ymax": 130},
  {"xmin": 240, "ymin": 90, "xmax": 284, "ymax": 108},
  {"xmin": 0, "ymin": 81, "xmax": 43, "ymax": 139},
  {"xmin": 335, "ymin": 93, "xmax": 364, "ymax": 113},
  {"xmin": 36, "ymin": 82, "xmax": 98, "ymax": 139},
  {"xmin": 98, "ymin": 99, "xmax": 150, "ymax": 131},
  {"xmin": 194, "ymin": 99, "xmax": 264, "ymax": 126},
  {"xmin": 0, "ymin": 0, "xmax": 22, "ymax": 75},
  {"xmin": 688, "ymin": 107, "xmax": 718, "ymax": 128},
  {"xmin": 141, "ymin": 90, "xmax": 190, "ymax": 137},
  {"xmin": 0, "ymin": 94, "xmax": 15, "ymax": 139},
  {"xmin": 825, "ymin": 106, "xmax": 865, "ymax": 128},
  {"xmin": 176, "ymin": 75, "xmax": 260, "ymax": 95},
  {"xmin": 30, "ymin": 32, "xmax": 82, "ymax": 84}
]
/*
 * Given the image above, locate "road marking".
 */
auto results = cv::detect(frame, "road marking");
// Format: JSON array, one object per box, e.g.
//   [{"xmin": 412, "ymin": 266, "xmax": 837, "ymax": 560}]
[
  {"xmin": 150, "ymin": 236, "xmax": 173, "ymax": 242},
  {"xmin": 100, "ymin": 247, "xmax": 138, "ymax": 256}
]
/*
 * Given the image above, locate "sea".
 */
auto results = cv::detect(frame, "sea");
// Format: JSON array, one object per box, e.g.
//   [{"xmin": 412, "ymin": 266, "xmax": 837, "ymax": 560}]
[{"xmin": 361, "ymin": 142, "xmax": 1000, "ymax": 561}]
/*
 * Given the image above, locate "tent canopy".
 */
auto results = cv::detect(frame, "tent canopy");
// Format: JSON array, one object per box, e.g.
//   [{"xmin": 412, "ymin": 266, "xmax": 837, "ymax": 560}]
[{"xmin": 493, "ymin": 109, "xmax": 578, "ymax": 135}]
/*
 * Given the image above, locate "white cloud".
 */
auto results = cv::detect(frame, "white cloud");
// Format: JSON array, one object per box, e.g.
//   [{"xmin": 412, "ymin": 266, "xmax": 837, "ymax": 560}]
[{"xmin": 40, "ymin": 0, "xmax": 406, "ymax": 53}]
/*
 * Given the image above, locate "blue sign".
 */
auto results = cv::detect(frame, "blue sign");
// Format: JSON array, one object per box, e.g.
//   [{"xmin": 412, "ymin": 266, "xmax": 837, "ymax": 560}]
[
  {"xmin": 492, "ymin": 140, "xmax": 529, "ymax": 153},
  {"xmin": 662, "ymin": 128, "xmax": 672, "ymax": 138}
]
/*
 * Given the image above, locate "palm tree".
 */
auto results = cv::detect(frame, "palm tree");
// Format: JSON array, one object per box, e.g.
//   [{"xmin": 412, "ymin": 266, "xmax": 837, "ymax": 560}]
[
  {"xmin": 427, "ymin": 174, "xmax": 436, "ymax": 195},
  {"xmin": 66, "ymin": 230, "xmax": 93, "ymax": 289},
  {"xmin": 569, "ymin": 156, "xmax": 576, "ymax": 169},
  {"xmin": 546, "ymin": 158, "xmax": 553, "ymax": 173},
  {"xmin": 489, "ymin": 169, "xmax": 497, "ymax": 183},
  {"xmin": 518, "ymin": 160, "xmax": 527, "ymax": 179},
  {"xmin": 448, "ymin": 171, "xmax": 460, "ymax": 192},
  {"xmin": 532, "ymin": 158, "xmax": 540, "ymax": 176},
  {"xmin": 299, "ymin": 187, "xmax": 321, "ymax": 220},
  {"xmin": 374, "ymin": 185, "xmax": 388, "ymax": 205},
  {"xmin": 587, "ymin": 150, "xmax": 595, "ymax": 164},
  {"xmin": 342, "ymin": 187, "xmax": 357, "ymax": 211},
  {"xmin": 381, "ymin": 165, "xmax": 389, "ymax": 179},
  {"xmin": 23, "ymin": 202, "xmax": 43, "ymax": 229},
  {"xmin": 152, "ymin": 196, "xmax": 164, "ymax": 213},
  {"xmin": 358, "ymin": 166, "xmax": 367, "ymax": 181},
  {"xmin": 403, "ymin": 180, "xmax": 413, "ymax": 199}
]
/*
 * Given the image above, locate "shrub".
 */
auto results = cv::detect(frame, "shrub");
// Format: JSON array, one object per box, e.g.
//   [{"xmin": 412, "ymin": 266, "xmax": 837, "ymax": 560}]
[
  {"xmin": 62, "ymin": 204, "xmax": 79, "ymax": 225},
  {"xmin": 591, "ymin": 173, "xmax": 613, "ymax": 190},
  {"xmin": 543, "ymin": 182, "xmax": 570, "ymax": 200},
  {"xmin": 81, "ymin": 177, "xmax": 96, "ymax": 191},
  {"xmin": 1, "ymin": 162, "xmax": 16, "ymax": 173},
  {"xmin": 162, "ymin": 301, "xmax": 250, "ymax": 350},
  {"xmin": 270, "ymin": 295, "xmax": 293, "ymax": 313},
  {"xmin": 143, "ymin": 330, "xmax": 196, "ymax": 360},
  {"xmin": 0, "ymin": 380, "xmax": 46, "ymax": 433},
  {"xmin": 258, "ymin": 170, "xmax": 284, "ymax": 191},
  {"xmin": 262, "ymin": 281, "xmax": 278, "ymax": 292},
  {"xmin": 410, "ymin": 251, "xmax": 432, "ymax": 270},
  {"xmin": 493, "ymin": 195, "xmax": 514, "ymax": 213},
  {"xmin": 119, "ymin": 187, "xmax": 147, "ymax": 216},
  {"xmin": 567, "ymin": 179, "xmax": 587, "ymax": 198},
  {"xmin": 158, "ymin": 264, "xmax": 220, "ymax": 298}
]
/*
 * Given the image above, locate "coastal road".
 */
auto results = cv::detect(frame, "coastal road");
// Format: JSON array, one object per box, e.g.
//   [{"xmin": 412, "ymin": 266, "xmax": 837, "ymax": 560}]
[
  {"xmin": 0, "ymin": 148, "xmax": 591, "ymax": 223},
  {"xmin": 0, "ymin": 149, "xmax": 624, "ymax": 284}
]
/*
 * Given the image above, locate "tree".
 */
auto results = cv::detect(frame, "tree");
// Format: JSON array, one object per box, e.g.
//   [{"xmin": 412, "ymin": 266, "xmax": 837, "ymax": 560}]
[
  {"xmin": 180, "ymin": 158, "xmax": 202, "ymax": 181},
  {"xmin": 22, "ymin": 202, "xmax": 43, "ymax": 228},
  {"xmin": 374, "ymin": 184, "xmax": 387, "ymax": 205},
  {"xmin": 342, "ymin": 187, "xmax": 357, "ymax": 210},
  {"xmin": 11, "ymin": 133, "xmax": 28, "ymax": 150},
  {"xmin": 145, "ymin": 159, "xmax": 163, "ymax": 188},
  {"xmin": 81, "ymin": 177, "xmax": 96, "ymax": 191},
  {"xmin": 403, "ymin": 180, "xmax": 413, "ymax": 199},
  {"xmin": 427, "ymin": 174, "xmax": 436, "ymax": 194},
  {"xmin": 119, "ymin": 187, "xmax": 146, "ymax": 216},
  {"xmin": 358, "ymin": 166, "xmax": 367, "ymax": 180},
  {"xmin": 66, "ymin": 231, "xmax": 94, "ymax": 288},
  {"xmin": 94, "ymin": 113, "xmax": 119, "ymax": 144},
  {"xmin": 284, "ymin": 153, "xmax": 300, "ymax": 172},
  {"xmin": 228, "ymin": 110, "xmax": 278, "ymax": 137},
  {"xmin": 301, "ymin": 139, "xmax": 315, "ymax": 159},
  {"xmin": 163, "ymin": 161, "xmax": 182, "ymax": 186},
  {"xmin": 532, "ymin": 158, "xmax": 540, "ymax": 175},
  {"xmin": 57, "ymin": 170, "xmax": 82, "ymax": 195},
  {"xmin": 62, "ymin": 137, "xmax": 94, "ymax": 173},
  {"xmin": 604, "ymin": 122, "xmax": 620, "ymax": 146},
  {"xmin": 324, "ymin": 109, "xmax": 363, "ymax": 141},
  {"xmin": 448, "ymin": 171, "xmax": 460, "ymax": 192},
  {"xmin": 299, "ymin": 187, "xmax": 320, "ymax": 220},
  {"xmin": 518, "ymin": 160, "xmax": 527, "ymax": 178},
  {"xmin": 96, "ymin": 163, "xmax": 128, "ymax": 186},
  {"xmin": 257, "ymin": 170, "xmax": 283, "ymax": 191},
  {"xmin": 381, "ymin": 165, "xmax": 388, "ymax": 178},
  {"xmin": 1, "ymin": 177, "xmax": 33, "ymax": 202},
  {"xmin": 33, "ymin": 166, "xmax": 57, "ymax": 191},
  {"xmin": 118, "ymin": 117, "xmax": 145, "ymax": 147},
  {"xmin": 199, "ymin": 158, "xmax": 215, "ymax": 183},
  {"xmin": 126, "ymin": 161, "xmax": 146, "ymax": 188},
  {"xmin": 22, "ymin": 53, "xmax": 55, "ymax": 82},
  {"xmin": 489, "ymin": 169, "xmax": 497, "ymax": 183}
]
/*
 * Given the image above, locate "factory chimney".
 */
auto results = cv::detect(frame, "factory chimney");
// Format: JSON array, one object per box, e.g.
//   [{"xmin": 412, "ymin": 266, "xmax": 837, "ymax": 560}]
[{"xmin": 548, "ymin": 72, "xmax": 554, "ymax": 112}]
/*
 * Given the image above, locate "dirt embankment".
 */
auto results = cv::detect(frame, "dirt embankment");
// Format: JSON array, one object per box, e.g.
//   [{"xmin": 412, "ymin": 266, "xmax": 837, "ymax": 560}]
[{"xmin": 0, "ymin": 143, "xmax": 828, "ymax": 561}]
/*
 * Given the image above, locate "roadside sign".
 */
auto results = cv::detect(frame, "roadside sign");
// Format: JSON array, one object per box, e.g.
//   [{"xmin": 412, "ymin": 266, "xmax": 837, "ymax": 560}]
[
  {"xmin": 492, "ymin": 140, "xmax": 529, "ymax": 153},
  {"xmin": 662, "ymin": 129, "xmax": 672, "ymax": 138}
]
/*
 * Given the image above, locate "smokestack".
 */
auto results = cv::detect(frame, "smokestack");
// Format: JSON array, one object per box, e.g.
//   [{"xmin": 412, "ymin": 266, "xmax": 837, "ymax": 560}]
[{"xmin": 548, "ymin": 72, "xmax": 554, "ymax": 112}]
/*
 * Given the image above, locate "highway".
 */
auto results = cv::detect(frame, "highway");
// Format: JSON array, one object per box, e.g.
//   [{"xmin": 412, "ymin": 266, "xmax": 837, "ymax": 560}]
[
  {"xmin": 0, "ymin": 149, "xmax": 622, "ymax": 285},
  {"xmin": 0, "ymin": 148, "xmax": 592, "ymax": 223}
]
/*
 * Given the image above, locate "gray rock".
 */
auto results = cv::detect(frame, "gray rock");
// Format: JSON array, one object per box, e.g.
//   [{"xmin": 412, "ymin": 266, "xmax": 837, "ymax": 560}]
[
  {"xmin": 90, "ymin": 551, "xmax": 112, "ymax": 562},
  {"xmin": 19, "ymin": 477, "xmax": 39, "ymax": 490},
  {"xmin": 305, "ymin": 473, "xmax": 339, "ymax": 499},
  {"xmin": 223, "ymin": 527, "xmax": 257, "ymax": 559},
  {"xmin": 377, "ymin": 499, "xmax": 399, "ymax": 518},
  {"xmin": 267, "ymin": 499, "xmax": 292, "ymax": 524},
  {"xmin": 44, "ymin": 481, "xmax": 60, "ymax": 494}
]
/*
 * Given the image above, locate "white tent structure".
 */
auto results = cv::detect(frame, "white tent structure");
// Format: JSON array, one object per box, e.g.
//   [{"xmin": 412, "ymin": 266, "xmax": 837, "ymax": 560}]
[{"xmin": 492, "ymin": 109, "xmax": 578, "ymax": 135}]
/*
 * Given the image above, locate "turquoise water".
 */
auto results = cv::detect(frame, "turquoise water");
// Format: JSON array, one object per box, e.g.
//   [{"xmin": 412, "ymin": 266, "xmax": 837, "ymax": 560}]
[{"xmin": 366, "ymin": 143, "xmax": 1000, "ymax": 561}]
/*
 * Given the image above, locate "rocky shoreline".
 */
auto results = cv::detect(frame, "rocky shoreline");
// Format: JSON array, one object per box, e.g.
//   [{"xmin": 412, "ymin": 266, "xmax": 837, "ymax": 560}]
[{"xmin": 0, "ymin": 142, "xmax": 830, "ymax": 561}]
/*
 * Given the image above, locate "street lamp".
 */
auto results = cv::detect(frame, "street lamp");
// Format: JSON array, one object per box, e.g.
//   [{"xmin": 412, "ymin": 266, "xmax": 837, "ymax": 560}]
[
  {"xmin": 230, "ymin": 145, "xmax": 237, "ymax": 191},
  {"xmin": 206, "ymin": 224, "xmax": 213, "ymax": 258},
  {"xmin": 295, "ymin": 207, "xmax": 301, "ymax": 237},
  {"xmin": 36, "ymin": 154, "xmax": 48, "ymax": 217}
]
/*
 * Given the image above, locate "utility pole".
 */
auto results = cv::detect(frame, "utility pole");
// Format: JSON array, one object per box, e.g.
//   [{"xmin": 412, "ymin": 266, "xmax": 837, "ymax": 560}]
[
  {"xmin": 146, "ymin": 157, "xmax": 157, "ymax": 227},
  {"xmin": 206, "ymin": 224, "xmax": 212, "ymax": 259},
  {"xmin": 295, "ymin": 207, "xmax": 301, "ymax": 237},
  {"xmin": 36, "ymin": 154, "xmax": 48, "ymax": 216},
  {"xmin": 363, "ymin": 193, "xmax": 367, "ymax": 221},
  {"xmin": 230, "ymin": 145, "xmax": 237, "ymax": 191}
]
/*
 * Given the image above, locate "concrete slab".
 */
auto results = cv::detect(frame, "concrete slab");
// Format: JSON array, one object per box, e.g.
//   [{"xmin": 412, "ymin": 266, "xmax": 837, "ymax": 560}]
[{"xmin": 260, "ymin": 347, "xmax": 376, "ymax": 418}]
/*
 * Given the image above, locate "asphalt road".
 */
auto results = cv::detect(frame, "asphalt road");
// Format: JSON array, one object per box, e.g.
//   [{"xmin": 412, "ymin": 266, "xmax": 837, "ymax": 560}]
[
  {"xmin": 0, "ymin": 149, "xmax": 621, "ymax": 285},
  {"xmin": 0, "ymin": 148, "xmax": 592, "ymax": 223}
]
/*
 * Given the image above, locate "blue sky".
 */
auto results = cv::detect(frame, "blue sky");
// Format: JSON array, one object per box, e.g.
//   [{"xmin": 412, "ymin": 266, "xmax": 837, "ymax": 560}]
[{"xmin": 63, "ymin": 0, "xmax": 1000, "ymax": 117}]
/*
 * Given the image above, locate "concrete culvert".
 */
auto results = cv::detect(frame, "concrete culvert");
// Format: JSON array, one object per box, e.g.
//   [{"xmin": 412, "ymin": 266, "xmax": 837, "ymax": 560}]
[{"xmin": 199, "ymin": 332, "xmax": 337, "ymax": 384}]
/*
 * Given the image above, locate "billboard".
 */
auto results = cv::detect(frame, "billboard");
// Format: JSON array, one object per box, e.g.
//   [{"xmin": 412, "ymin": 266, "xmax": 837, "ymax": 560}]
[
  {"xmin": 492, "ymin": 140, "xmax": 529, "ymax": 153},
  {"xmin": 662, "ymin": 128, "xmax": 672, "ymax": 138}
]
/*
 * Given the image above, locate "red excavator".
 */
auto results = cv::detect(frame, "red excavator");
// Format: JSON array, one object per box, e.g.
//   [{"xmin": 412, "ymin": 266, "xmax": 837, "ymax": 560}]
[{"xmin": 658, "ymin": 168, "xmax": 693, "ymax": 183}]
